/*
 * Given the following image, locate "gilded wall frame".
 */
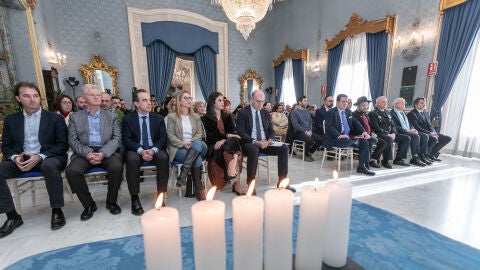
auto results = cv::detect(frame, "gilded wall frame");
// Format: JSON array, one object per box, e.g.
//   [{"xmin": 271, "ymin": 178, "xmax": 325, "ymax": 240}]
[
  {"xmin": 240, "ymin": 70, "xmax": 263, "ymax": 103},
  {"xmin": 79, "ymin": 54, "xmax": 119, "ymax": 96}
]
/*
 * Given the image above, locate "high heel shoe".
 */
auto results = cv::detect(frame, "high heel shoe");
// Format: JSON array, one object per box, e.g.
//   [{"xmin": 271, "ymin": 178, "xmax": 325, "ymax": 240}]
[
  {"xmin": 232, "ymin": 184, "xmax": 245, "ymax": 196},
  {"xmin": 227, "ymin": 154, "xmax": 240, "ymax": 178}
]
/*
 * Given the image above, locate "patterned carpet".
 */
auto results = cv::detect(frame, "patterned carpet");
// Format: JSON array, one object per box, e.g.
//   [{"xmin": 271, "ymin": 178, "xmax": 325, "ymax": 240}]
[{"xmin": 7, "ymin": 200, "xmax": 480, "ymax": 270}]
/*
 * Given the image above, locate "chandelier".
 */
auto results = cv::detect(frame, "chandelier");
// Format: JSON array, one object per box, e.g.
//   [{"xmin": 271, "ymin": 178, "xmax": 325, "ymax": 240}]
[
  {"xmin": 212, "ymin": 0, "xmax": 283, "ymax": 40},
  {"xmin": 47, "ymin": 43, "xmax": 66, "ymax": 68}
]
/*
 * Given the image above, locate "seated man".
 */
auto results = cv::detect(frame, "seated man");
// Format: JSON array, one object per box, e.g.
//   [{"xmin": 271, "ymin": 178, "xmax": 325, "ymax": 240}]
[
  {"xmin": 324, "ymin": 94, "xmax": 375, "ymax": 176},
  {"xmin": 0, "ymin": 82, "xmax": 69, "ymax": 238},
  {"xmin": 65, "ymin": 84, "xmax": 123, "ymax": 221},
  {"xmin": 351, "ymin": 96, "xmax": 388, "ymax": 168},
  {"xmin": 407, "ymin": 97, "xmax": 452, "ymax": 161},
  {"xmin": 289, "ymin": 96, "xmax": 322, "ymax": 162},
  {"xmin": 368, "ymin": 96, "xmax": 411, "ymax": 168},
  {"xmin": 236, "ymin": 90, "xmax": 295, "ymax": 192},
  {"xmin": 122, "ymin": 89, "xmax": 169, "ymax": 214},
  {"xmin": 314, "ymin": 95, "xmax": 334, "ymax": 137},
  {"xmin": 391, "ymin": 98, "xmax": 430, "ymax": 166},
  {"xmin": 101, "ymin": 92, "xmax": 124, "ymax": 123}
]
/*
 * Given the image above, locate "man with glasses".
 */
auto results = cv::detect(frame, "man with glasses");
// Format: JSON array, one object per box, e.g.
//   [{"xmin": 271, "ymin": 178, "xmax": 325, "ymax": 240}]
[{"xmin": 236, "ymin": 90, "xmax": 295, "ymax": 193}]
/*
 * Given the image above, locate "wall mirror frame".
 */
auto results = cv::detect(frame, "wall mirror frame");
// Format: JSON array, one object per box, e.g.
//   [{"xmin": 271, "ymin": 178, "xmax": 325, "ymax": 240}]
[
  {"xmin": 240, "ymin": 69, "xmax": 263, "ymax": 103},
  {"xmin": 80, "ymin": 54, "xmax": 119, "ymax": 96}
]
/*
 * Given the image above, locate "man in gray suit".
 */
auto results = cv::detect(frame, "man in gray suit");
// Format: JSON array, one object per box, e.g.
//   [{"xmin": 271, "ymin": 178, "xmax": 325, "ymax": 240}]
[{"xmin": 65, "ymin": 84, "xmax": 123, "ymax": 221}]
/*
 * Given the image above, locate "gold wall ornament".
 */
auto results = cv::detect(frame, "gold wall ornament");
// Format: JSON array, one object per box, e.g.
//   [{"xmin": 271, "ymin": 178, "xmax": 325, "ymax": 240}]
[
  {"xmin": 324, "ymin": 13, "xmax": 396, "ymax": 52},
  {"xmin": 440, "ymin": 0, "xmax": 468, "ymax": 12},
  {"xmin": 80, "ymin": 54, "xmax": 119, "ymax": 96},
  {"xmin": 240, "ymin": 70, "xmax": 263, "ymax": 103},
  {"xmin": 273, "ymin": 45, "xmax": 308, "ymax": 67}
]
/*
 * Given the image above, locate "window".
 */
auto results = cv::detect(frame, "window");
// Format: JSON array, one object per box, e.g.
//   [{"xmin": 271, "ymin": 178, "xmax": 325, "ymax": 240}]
[{"xmin": 280, "ymin": 59, "xmax": 297, "ymax": 106}]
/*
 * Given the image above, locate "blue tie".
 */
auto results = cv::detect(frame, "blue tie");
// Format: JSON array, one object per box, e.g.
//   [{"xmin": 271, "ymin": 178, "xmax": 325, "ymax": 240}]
[
  {"xmin": 341, "ymin": 110, "xmax": 349, "ymax": 135},
  {"xmin": 141, "ymin": 116, "xmax": 149, "ymax": 149}
]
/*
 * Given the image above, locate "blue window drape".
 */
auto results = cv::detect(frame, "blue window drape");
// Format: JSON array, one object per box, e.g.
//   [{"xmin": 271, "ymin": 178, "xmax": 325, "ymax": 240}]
[
  {"xmin": 274, "ymin": 62, "xmax": 285, "ymax": 104},
  {"xmin": 145, "ymin": 40, "xmax": 177, "ymax": 103},
  {"xmin": 292, "ymin": 59, "xmax": 305, "ymax": 101},
  {"xmin": 326, "ymin": 40, "xmax": 345, "ymax": 96},
  {"xmin": 194, "ymin": 46, "xmax": 217, "ymax": 100},
  {"xmin": 432, "ymin": 0, "xmax": 480, "ymax": 130},
  {"xmin": 366, "ymin": 31, "xmax": 388, "ymax": 102}
]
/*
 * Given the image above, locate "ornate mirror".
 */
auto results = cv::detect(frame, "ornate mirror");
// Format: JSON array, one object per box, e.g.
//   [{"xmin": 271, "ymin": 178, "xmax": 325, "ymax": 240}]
[
  {"xmin": 80, "ymin": 54, "xmax": 119, "ymax": 96},
  {"xmin": 240, "ymin": 70, "xmax": 263, "ymax": 103}
]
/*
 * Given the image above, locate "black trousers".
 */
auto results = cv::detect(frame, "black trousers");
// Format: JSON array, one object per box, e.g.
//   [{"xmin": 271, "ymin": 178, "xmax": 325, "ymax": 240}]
[
  {"xmin": 377, "ymin": 134, "xmax": 410, "ymax": 161},
  {"xmin": 294, "ymin": 131, "xmax": 322, "ymax": 156},
  {"xmin": 242, "ymin": 143, "xmax": 288, "ymax": 185},
  {"xmin": 402, "ymin": 132, "xmax": 421, "ymax": 157},
  {"xmin": 424, "ymin": 133, "xmax": 452, "ymax": 155},
  {"xmin": 65, "ymin": 155, "xmax": 123, "ymax": 208},
  {"xmin": 0, "ymin": 158, "xmax": 66, "ymax": 213},
  {"xmin": 125, "ymin": 150, "xmax": 169, "ymax": 195},
  {"xmin": 370, "ymin": 136, "xmax": 389, "ymax": 162}
]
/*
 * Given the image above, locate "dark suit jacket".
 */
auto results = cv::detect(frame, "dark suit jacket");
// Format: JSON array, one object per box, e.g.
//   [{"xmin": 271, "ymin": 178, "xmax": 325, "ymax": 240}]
[
  {"xmin": 314, "ymin": 106, "xmax": 328, "ymax": 135},
  {"xmin": 351, "ymin": 110, "xmax": 371, "ymax": 136},
  {"xmin": 201, "ymin": 112, "xmax": 237, "ymax": 147},
  {"xmin": 407, "ymin": 109, "xmax": 435, "ymax": 134},
  {"xmin": 324, "ymin": 107, "xmax": 365, "ymax": 147},
  {"xmin": 122, "ymin": 112, "xmax": 167, "ymax": 152},
  {"xmin": 391, "ymin": 110, "xmax": 412, "ymax": 134},
  {"xmin": 1, "ymin": 109, "xmax": 68, "ymax": 164},
  {"xmin": 236, "ymin": 106, "xmax": 275, "ymax": 144},
  {"xmin": 368, "ymin": 108, "xmax": 397, "ymax": 136}
]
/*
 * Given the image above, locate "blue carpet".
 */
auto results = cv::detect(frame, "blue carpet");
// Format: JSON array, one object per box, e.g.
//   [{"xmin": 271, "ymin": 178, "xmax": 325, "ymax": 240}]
[{"xmin": 7, "ymin": 200, "xmax": 480, "ymax": 270}]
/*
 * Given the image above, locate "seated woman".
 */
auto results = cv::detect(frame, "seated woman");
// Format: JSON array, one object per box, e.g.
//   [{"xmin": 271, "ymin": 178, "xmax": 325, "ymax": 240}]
[
  {"xmin": 202, "ymin": 92, "xmax": 244, "ymax": 195},
  {"xmin": 54, "ymin": 94, "xmax": 77, "ymax": 125},
  {"xmin": 193, "ymin": 101, "xmax": 206, "ymax": 117},
  {"xmin": 166, "ymin": 90, "xmax": 207, "ymax": 200},
  {"xmin": 271, "ymin": 103, "xmax": 288, "ymax": 137}
]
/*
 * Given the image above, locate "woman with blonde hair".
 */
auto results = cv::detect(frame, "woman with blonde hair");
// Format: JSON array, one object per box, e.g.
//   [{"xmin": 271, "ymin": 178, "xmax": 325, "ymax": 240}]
[{"xmin": 166, "ymin": 90, "xmax": 207, "ymax": 200}]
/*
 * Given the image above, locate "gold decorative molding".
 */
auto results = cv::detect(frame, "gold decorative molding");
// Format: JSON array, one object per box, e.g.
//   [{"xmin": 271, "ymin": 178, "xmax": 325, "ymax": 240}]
[
  {"xmin": 80, "ymin": 54, "xmax": 119, "ymax": 96},
  {"xmin": 240, "ymin": 70, "xmax": 263, "ymax": 103},
  {"xmin": 324, "ymin": 13, "xmax": 396, "ymax": 52},
  {"xmin": 440, "ymin": 0, "xmax": 467, "ymax": 12},
  {"xmin": 273, "ymin": 45, "xmax": 308, "ymax": 67}
]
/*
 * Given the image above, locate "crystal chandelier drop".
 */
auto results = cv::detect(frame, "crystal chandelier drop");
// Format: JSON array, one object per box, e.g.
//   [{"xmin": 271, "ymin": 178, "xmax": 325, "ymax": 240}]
[{"xmin": 212, "ymin": 0, "xmax": 283, "ymax": 40}]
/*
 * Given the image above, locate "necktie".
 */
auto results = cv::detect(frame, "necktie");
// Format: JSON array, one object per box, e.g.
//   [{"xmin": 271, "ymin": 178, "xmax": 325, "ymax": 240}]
[
  {"xmin": 341, "ymin": 110, "xmax": 349, "ymax": 135},
  {"xmin": 255, "ymin": 111, "xmax": 262, "ymax": 141},
  {"xmin": 361, "ymin": 113, "xmax": 371, "ymax": 134},
  {"xmin": 141, "ymin": 116, "xmax": 149, "ymax": 149},
  {"xmin": 401, "ymin": 112, "xmax": 409, "ymax": 129}
]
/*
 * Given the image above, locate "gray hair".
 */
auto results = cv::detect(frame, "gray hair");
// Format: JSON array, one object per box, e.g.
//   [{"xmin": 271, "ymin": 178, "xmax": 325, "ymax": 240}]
[
  {"xmin": 393, "ymin": 97, "xmax": 405, "ymax": 106},
  {"xmin": 81, "ymin": 84, "xmax": 99, "ymax": 94}
]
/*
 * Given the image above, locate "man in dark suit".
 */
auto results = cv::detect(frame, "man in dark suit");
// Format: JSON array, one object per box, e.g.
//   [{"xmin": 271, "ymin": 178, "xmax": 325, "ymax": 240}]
[
  {"xmin": 0, "ymin": 82, "xmax": 69, "ymax": 238},
  {"xmin": 65, "ymin": 84, "xmax": 123, "ymax": 221},
  {"xmin": 236, "ymin": 90, "xmax": 294, "ymax": 192},
  {"xmin": 391, "ymin": 98, "xmax": 429, "ymax": 166},
  {"xmin": 368, "ymin": 96, "xmax": 411, "ymax": 168},
  {"xmin": 407, "ymin": 97, "xmax": 451, "ymax": 161},
  {"xmin": 314, "ymin": 95, "xmax": 334, "ymax": 137},
  {"xmin": 122, "ymin": 89, "xmax": 169, "ymax": 214},
  {"xmin": 324, "ymin": 94, "xmax": 375, "ymax": 176}
]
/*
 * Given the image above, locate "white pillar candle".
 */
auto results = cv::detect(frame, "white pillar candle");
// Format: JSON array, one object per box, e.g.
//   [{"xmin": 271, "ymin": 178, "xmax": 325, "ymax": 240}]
[
  {"xmin": 192, "ymin": 187, "xmax": 226, "ymax": 270},
  {"xmin": 141, "ymin": 193, "xmax": 182, "ymax": 270},
  {"xmin": 323, "ymin": 174, "xmax": 353, "ymax": 268},
  {"xmin": 264, "ymin": 178, "xmax": 294, "ymax": 270},
  {"xmin": 232, "ymin": 180, "xmax": 264, "ymax": 270},
  {"xmin": 295, "ymin": 181, "xmax": 330, "ymax": 270}
]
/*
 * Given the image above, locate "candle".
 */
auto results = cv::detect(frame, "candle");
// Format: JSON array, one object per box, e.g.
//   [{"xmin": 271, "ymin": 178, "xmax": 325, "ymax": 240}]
[
  {"xmin": 192, "ymin": 187, "xmax": 226, "ymax": 270},
  {"xmin": 295, "ymin": 178, "xmax": 330, "ymax": 270},
  {"xmin": 264, "ymin": 178, "xmax": 294, "ymax": 270},
  {"xmin": 141, "ymin": 193, "xmax": 182, "ymax": 270},
  {"xmin": 232, "ymin": 180, "xmax": 264, "ymax": 270},
  {"xmin": 323, "ymin": 171, "xmax": 353, "ymax": 268}
]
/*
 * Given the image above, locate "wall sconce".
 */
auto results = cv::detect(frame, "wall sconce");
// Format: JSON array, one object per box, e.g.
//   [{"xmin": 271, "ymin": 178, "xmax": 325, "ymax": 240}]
[
  {"xmin": 395, "ymin": 20, "xmax": 424, "ymax": 59},
  {"xmin": 307, "ymin": 51, "xmax": 327, "ymax": 78},
  {"xmin": 48, "ymin": 42, "xmax": 66, "ymax": 68}
]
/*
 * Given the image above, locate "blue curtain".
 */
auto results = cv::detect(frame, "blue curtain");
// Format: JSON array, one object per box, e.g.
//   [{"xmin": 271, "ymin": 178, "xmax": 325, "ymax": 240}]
[
  {"xmin": 194, "ymin": 46, "xmax": 217, "ymax": 99},
  {"xmin": 145, "ymin": 40, "xmax": 177, "ymax": 103},
  {"xmin": 432, "ymin": 0, "xmax": 480, "ymax": 130},
  {"xmin": 292, "ymin": 59, "xmax": 305, "ymax": 101},
  {"xmin": 326, "ymin": 40, "xmax": 345, "ymax": 96},
  {"xmin": 366, "ymin": 31, "xmax": 388, "ymax": 102},
  {"xmin": 274, "ymin": 62, "xmax": 285, "ymax": 104}
]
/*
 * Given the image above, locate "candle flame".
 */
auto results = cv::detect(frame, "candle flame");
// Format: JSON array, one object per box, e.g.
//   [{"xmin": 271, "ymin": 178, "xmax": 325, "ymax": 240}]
[
  {"xmin": 314, "ymin": 177, "xmax": 319, "ymax": 190},
  {"xmin": 246, "ymin": 180, "xmax": 256, "ymax": 197},
  {"xmin": 333, "ymin": 170, "xmax": 339, "ymax": 180},
  {"xmin": 206, "ymin": 186, "xmax": 217, "ymax": 201},
  {"xmin": 278, "ymin": 178, "xmax": 289, "ymax": 189},
  {"xmin": 154, "ymin": 193, "xmax": 164, "ymax": 210}
]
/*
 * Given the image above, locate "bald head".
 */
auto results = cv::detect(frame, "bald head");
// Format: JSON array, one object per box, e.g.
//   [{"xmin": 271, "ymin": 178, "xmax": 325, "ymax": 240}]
[
  {"xmin": 251, "ymin": 89, "xmax": 265, "ymax": 111},
  {"xmin": 375, "ymin": 96, "xmax": 388, "ymax": 110},
  {"xmin": 100, "ymin": 92, "xmax": 112, "ymax": 110}
]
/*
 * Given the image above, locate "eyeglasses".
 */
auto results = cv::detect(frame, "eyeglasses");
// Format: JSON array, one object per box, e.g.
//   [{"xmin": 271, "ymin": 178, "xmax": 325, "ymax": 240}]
[
  {"xmin": 183, "ymin": 96, "xmax": 193, "ymax": 101},
  {"xmin": 253, "ymin": 99, "xmax": 265, "ymax": 103},
  {"xmin": 62, "ymin": 101, "xmax": 72, "ymax": 105}
]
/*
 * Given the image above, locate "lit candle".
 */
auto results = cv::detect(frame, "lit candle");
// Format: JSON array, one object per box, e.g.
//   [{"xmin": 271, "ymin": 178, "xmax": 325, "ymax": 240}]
[
  {"xmin": 141, "ymin": 193, "xmax": 182, "ymax": 270},
  {"xmin": 264, "ymin": 178, "xmax": 294, "ymax": 270},
  {"xmin": 323, "ymin": 171, "xmax": 353, "ymax": 268},
  {"xmin": 295, "ymin": 178, "xmax": 330, "ymax": 270},
  {"xmin": 192, "ymin": 187, "xmax": 226, "ymax": 270},
  {"xmin": 232, "ymin": 180, "xmax": 264, "ymax": 270}
]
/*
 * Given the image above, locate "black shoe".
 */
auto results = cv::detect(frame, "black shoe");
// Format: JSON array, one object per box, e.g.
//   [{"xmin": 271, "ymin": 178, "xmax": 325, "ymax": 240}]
[
  {"xmin": 0, "ymin": 216, "xmax": 23, "ymax": 238},
  {"xmin": 282, "ymin": 185, "xmax": 296, "ymax": 193},
  {"xmin": 410, "ymin": 158, "xmax": 426, "ymax": 167},
  {"xmin": 304, "ymin": 155, "xmax": 314, "ymax": 162},
  {"xmin": 357, "ymin": 166, "xmax": 375, "ymax": 176},
  {"xmin": 369, "ymin": 160, "xmax": 381, "ymax": 168},
  {"xmin": 106, "ymin": 202, "xmax": 122, "ymax": 215},
  {"xmin": 80, "ymin": 203, "xmax": 97, "ymax": 221},
  {"xmin": 51, "ymin": 209, "xmax": 66, "ymax": 230},
  {"xmin": 419, "ymin": 155, "xmax": 432, "ymax": 165},
  {"xmin": 131, "ymin": 198, "xmax": 144, "ymax": 216},
  {"xmin": 232, "ymin": 185, "xmax": 245, "ymax": 196},
  {"xmin": 393, "ymin": 159, "xmax": 410, "ymax": 166},
  {"xmin": 381, "ymin": 161, "xmax": 393, "ymax": 169},
  {"xmin": 428, "ymin": 155, "xmax": 442, "ymax": 162}
]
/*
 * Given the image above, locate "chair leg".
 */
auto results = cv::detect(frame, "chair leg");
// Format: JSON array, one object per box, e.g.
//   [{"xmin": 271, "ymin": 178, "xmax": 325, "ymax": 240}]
[
  {"xmin": 30, "ymin": 180, "xmax": 35, "ymax": 206},
  {"xmin": 267, "ymin": 156, "xmax": 271, "ymax": 185},
  {"xmin": 321, "ymin": 148, "xmax": 327, "ymax": 168},
  {"xmin": 12, "ymin": 181, "xmax": 22, "ymax": 215}
]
